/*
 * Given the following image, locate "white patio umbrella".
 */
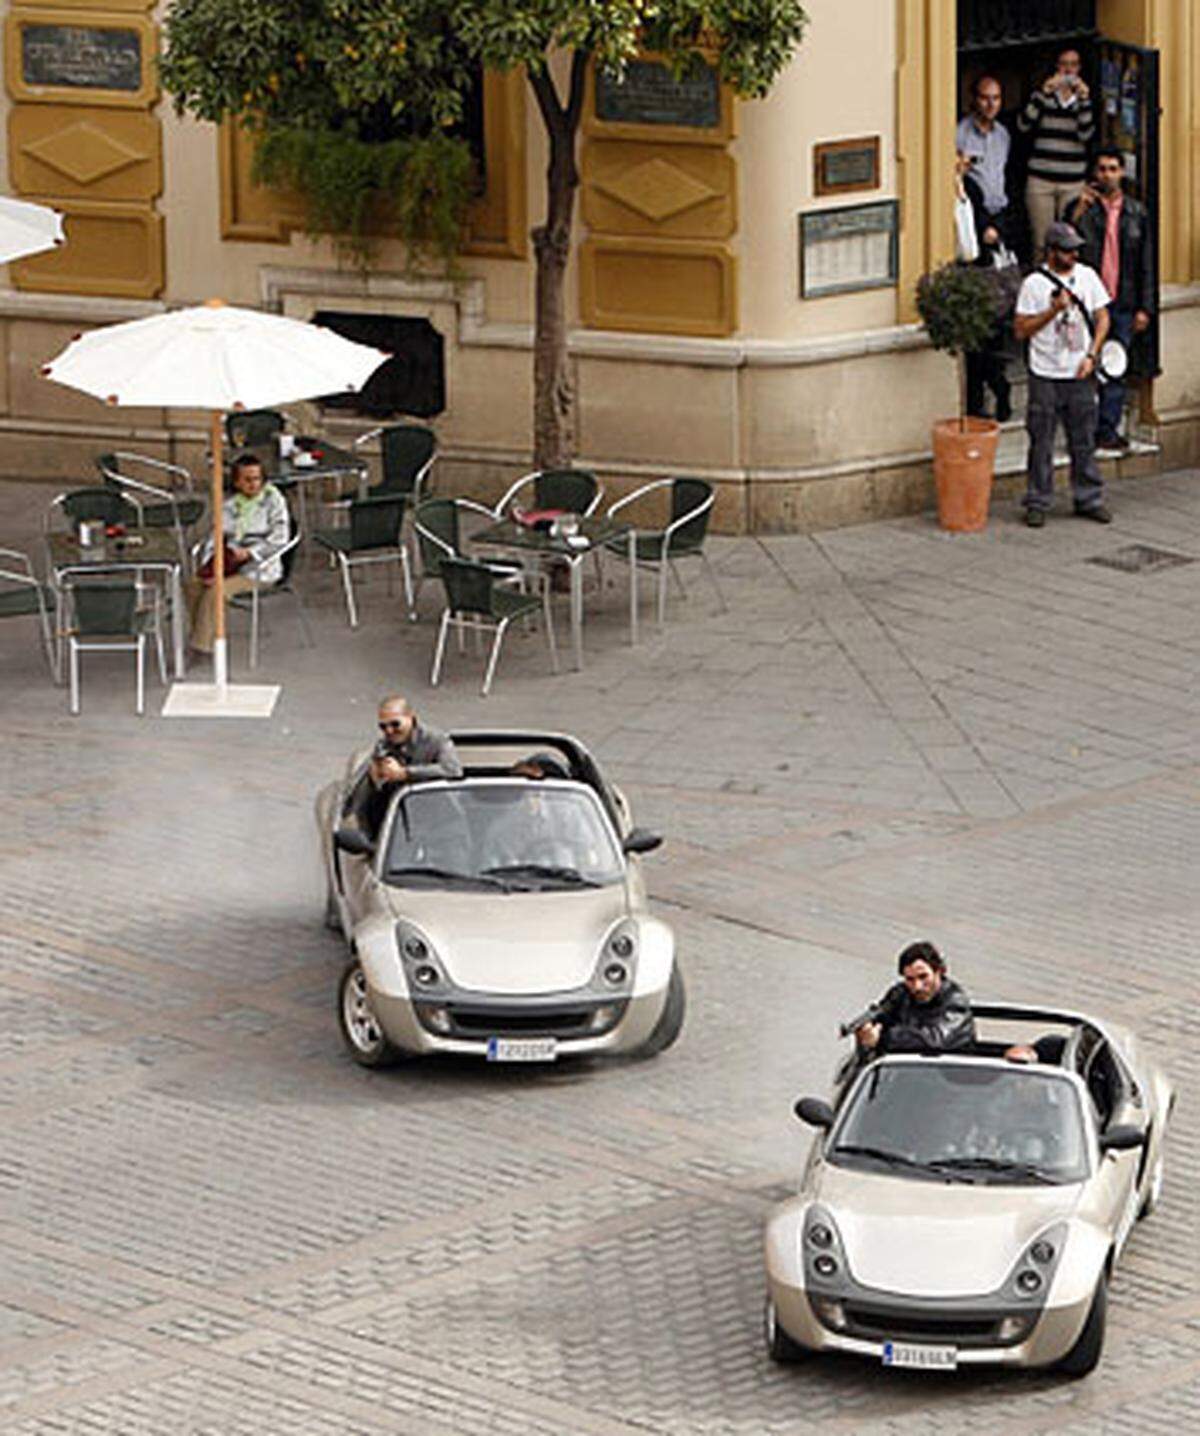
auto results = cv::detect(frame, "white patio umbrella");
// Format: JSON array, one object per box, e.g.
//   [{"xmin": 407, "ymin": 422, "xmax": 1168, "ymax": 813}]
[
  {"xmin": 44, "ymin": 299, "xmax": 387, "ymax": 717},
  {"xmin": 0, "ymin": 195, "xmax": 66, "ymax": 264}
]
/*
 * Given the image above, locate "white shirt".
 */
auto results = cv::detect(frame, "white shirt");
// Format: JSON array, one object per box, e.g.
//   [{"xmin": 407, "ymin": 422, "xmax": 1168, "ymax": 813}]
[{"xmin": 1016, "ymin": 263, "xmax": 1111, "ymax": 380}]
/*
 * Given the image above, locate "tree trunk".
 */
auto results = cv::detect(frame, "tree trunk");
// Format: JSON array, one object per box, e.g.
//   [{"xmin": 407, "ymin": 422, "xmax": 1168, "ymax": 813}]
[{"xmin": 529, "ymin": 54, "xmax": 587, "ymax": 470}]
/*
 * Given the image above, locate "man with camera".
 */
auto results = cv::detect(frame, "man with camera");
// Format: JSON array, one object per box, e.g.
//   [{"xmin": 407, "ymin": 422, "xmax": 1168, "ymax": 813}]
[
  {"xmin": 1067, "ymin": 148, "xmax": 1155, "ymax": 455},
  {"xmin": 957, "ymin": 75, "xmax": 1018, "ymax": 421},
  {"xmin": 361, "ymin": 695, "xmax": 462, "ymax": 837},
  {"xmin": 1017, "ymin": 48, "xmax": 1096, "ymax": 257}
]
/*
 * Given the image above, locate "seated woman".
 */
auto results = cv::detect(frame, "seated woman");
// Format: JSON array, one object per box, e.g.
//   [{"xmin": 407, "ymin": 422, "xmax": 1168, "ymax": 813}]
[{"xmin": 186, "ymin": 453, "xmax": 289, "ymax": 654}]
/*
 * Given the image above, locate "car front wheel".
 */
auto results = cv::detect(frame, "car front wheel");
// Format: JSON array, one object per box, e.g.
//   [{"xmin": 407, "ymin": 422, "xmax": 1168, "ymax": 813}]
[
  {"xmin": 338, "ymin": 961, "xmax": 401, "ymax": 1068},
  {"xmin": 1057, "ymin": 1276, "xmax": 1106, "ymax": 1379},
  {"xmin": 764, "ymin": 1297, "xmax": 807, "ymax": 1363},
  {"xmin": 638, "ymin": 965, "xmax": 685, "ymax": 1058}
]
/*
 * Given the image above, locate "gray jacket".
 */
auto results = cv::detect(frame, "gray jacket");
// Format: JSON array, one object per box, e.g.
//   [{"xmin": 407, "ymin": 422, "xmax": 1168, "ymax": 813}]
[{"xmin": 377, "ymin": 722, "xmax": 462, "ymax": 783}]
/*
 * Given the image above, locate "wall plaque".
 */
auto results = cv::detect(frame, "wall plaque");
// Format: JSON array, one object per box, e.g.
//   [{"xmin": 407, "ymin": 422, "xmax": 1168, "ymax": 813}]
[
  {"xmin": 21, "ymin": 24, "xmax": 141, "ymax": 92},
  {"xmin": 814, "ymin": 137, "xmax": 881, "ymax": 196},
  {"xmin": 800, "ymin": 201, "xmax": 898, "ymax": 298},
  {"xmin": 595, "ymin": 60, "xmax": 720, "ymax": 130}
]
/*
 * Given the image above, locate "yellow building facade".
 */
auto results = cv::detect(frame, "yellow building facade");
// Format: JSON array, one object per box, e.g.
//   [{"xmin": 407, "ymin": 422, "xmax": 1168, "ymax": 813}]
[{"xmin": 3, "ymin": 0, "xmax": 1198, "ymax": 531}]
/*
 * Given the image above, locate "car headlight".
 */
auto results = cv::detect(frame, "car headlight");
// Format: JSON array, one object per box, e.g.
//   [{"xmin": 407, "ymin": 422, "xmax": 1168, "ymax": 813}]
[
  {"xmin": 395, "ymin": 922, "xmax": 447, "ymax": 992},
  {"xmin": 803, "ymin": 1208, "xmax": 849, "ymax": 1291},
  {"xmin": 594, "ymin": 924, "xmax": 638, "ymax": 989},
  {"xmin": 1009, "ymin": 1223, "xmax": 1067, "ymax": 1304}
]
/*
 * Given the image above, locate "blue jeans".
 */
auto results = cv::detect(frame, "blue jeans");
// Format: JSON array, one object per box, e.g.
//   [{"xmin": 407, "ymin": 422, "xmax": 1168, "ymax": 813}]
[{"xmin": 1098, "ymin": 307, "xmax": 1135, "ymax": 440}]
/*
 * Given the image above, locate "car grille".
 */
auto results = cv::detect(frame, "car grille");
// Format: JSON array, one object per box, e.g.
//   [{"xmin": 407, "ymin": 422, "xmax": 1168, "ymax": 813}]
[
  {"xmin": 839, "ymin": 1301, "xmax": 1017, "ymax": 1348},
  {"xmin": 415, "ymin": 999, "xmax": 628, "ymax": 1040}
]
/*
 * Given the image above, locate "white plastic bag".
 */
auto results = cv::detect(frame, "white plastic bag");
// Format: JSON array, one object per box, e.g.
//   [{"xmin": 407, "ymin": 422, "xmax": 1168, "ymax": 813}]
[{"xmin": 954, "ymin": 194, "xmax": 979, "ymax": 263}]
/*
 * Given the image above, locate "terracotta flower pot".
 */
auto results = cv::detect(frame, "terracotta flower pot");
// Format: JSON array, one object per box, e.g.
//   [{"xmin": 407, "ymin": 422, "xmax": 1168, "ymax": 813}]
[{"xmin": 932, "ymin": 417, "xmax": 1000, "ymax": 532}]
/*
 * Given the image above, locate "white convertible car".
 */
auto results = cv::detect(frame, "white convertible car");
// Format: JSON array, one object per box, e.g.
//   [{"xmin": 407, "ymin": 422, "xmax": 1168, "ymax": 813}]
[
  {"xmin": 764, "ymin": 1004, "xmax": 1173, "ymax": 1377},
  {"xmin": 316, "ymin": 731, "xmax": 683, "ymax": 1066}
]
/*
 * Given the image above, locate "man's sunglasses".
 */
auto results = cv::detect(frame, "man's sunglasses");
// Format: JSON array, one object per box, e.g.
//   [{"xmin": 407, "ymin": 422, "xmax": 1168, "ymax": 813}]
[{"xmin": 379, "ymin": 720, "xmax": 408, "ymax": 731}]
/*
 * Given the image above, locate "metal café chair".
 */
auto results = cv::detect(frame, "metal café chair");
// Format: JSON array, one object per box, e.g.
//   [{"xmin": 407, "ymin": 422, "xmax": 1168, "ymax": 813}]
[
  {"xmin": 353, "ymin": 424, "xmax": 436, "ymax": 504},
  {"xmin": 0, "ymin": 547, "xmax": 58, "ymax": 680},
  {"xmin": 431, "ymin": 557, "xmax": 557, "ymax": 697},
  {"xmin": 412, "ymin": 496, "xmax": 527, "ymax": 617},
  {"xmin": 96, "ymin": 451, "xmax": 205, "ymax": 571},
  {"xmin": 311, "ymin": 494, "xmax": 413, "ymax": 628},
  {"xmin": 603, "ymin": 477, "xmax": 726, "ymax": 627},
  {"xmin": 494, "ymin": 468, "xmax": 602, "ymax": 520},
  {"xmin": 61, "ymin": 579, "xmax": 166, "ymax": 716},
  {"xmin": 226, "ymin": 530, "xmax": 314, "ymax": 668},
  {"xmin": 225, "ymin": 409, "xmax": 287, "ymax": 451}
]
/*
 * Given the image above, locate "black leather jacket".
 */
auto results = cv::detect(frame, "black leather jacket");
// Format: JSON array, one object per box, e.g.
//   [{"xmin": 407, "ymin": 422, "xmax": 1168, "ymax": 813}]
[
  {"xmin": 877, "ymin": 978, "xmax": 975, "ymax": 1055},
  {"xmin": 1066, "ymin": 190, "xmax": 1155, "ymax": 316}
]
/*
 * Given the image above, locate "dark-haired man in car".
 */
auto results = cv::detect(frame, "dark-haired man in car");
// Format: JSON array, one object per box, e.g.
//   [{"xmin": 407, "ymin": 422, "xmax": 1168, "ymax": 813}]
[{"xmin": 854, "ymin": 941, "xmax": 976, "ymax": 1055}]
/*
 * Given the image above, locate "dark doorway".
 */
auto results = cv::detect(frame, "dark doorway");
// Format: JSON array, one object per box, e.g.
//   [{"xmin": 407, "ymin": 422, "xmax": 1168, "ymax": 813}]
[{"xmin": 314, "ymin": 313, "xmax": 446, "ymax": 419}]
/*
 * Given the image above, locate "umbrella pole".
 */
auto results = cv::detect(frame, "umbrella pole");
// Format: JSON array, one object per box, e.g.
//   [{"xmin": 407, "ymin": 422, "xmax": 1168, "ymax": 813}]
[{"xmin": 210, "ymin": 410, "xmax": 228, "ymax": 690}]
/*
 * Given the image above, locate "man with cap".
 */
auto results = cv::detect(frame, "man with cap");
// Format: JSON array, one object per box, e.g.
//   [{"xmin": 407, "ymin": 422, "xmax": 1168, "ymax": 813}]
[{"xmin": 1013, "ymin": 220, "xmax": 1112, "ymax": 527}]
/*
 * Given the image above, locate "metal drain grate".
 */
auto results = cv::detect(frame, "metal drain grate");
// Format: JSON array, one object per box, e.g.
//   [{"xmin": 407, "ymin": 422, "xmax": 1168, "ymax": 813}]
[{"xmin": 1087, "ymin": 544, "xmax": 1197, "ymax": 574}]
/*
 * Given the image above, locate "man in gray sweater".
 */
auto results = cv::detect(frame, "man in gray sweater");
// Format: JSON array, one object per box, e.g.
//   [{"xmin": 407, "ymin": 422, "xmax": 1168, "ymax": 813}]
[{"xmin": 1018, "ymin": 48, "xmax": 1095, "ymax": 257}]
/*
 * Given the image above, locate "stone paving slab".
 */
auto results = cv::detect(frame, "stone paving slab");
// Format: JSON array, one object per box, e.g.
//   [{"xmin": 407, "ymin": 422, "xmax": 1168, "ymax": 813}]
[{"xmin": 2, "ymin": 470, "xmax": 1199, "ymax": 1431}]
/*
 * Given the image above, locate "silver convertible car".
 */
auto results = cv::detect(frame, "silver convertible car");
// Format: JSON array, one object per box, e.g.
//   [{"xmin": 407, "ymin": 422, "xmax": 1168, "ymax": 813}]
[
  {"xmin": 316, "ymin": 732, "xmax": 683, "ymax": 1066},
  {"xmin": 764, "ymin": 1004, "xmax": 1173, "ymax": 1377}
]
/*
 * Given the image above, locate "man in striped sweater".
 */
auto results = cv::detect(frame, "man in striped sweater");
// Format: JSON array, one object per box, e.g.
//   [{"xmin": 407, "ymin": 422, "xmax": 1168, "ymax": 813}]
[{"xmin": 1018, "ymin": 48, "xmax": 1095, "ymax": 258}]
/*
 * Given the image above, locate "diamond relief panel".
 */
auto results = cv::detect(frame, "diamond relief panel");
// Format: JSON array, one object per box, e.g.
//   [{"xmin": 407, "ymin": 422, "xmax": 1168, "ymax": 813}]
[
  {"xmin": 22, "ymin": 122, "xmax": 142, "ymax": 186},
  {"xmin": 594, "ymin": 157, "xmax": 718, "ymax": 223}
]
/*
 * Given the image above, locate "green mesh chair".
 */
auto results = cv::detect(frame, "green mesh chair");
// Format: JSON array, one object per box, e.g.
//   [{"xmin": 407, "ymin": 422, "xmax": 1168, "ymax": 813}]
[
  {"xmin": 225, "ymin": 410, "xmax": 286, "ymax": 450},
  {"xmin": 353, "ymin": 424, "xmax": 436, "ymax": 503},
  {"xmin": 0, "ymin": 547, "xmax": 58, "ymax": 681},
  {"xmin": 311, "ymin": 494, "xmax": 412, "ymax": 628},
  {"xmin": 63, "ymin": 579, "xmax": 165, "ymax": 716},
  {"xmin": 412, "ymin": 497, "xmax": 525, "ymax": 615},
  {"xmin": 604, "ymin": 478, "xmax": 726, "ymax": 627},
  {"xmin": 431, "ymin": 557, "xmax": 557, "ymax": 697},
  {"xmin": 495, "ymin": 468, "xmax": 602, "ymax": 519},
  {"xmin": 96, "ymin": 451, "xmax": 205, "ymax": 571}
]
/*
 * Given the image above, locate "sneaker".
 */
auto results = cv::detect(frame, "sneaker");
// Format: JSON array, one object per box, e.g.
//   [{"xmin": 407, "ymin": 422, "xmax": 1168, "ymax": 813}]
[
  {"xmin": 1073, "ymin": 503, "xmax": 1113, "ymax": 524},
  {"xmin": 1024, "ymin": 508, "xmax": 1046, "ymax": 528}
]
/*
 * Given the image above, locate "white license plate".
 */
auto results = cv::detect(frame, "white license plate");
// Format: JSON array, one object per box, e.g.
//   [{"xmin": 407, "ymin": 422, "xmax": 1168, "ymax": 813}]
[
  {"xmin": 882, "ymin": 1341, "xmax": 958, "ymax": 1370},
  {"xmin": 486, "ymin": 1037, "xmax": 558, "ymax": 1063}
]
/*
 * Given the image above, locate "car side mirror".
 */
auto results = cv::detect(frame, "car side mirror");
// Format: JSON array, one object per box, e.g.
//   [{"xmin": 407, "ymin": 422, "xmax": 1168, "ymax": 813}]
[
  {"xmin": 794, "ymin": 1097, "xmax": 835, "ymax": 1129},
  {"xmin": 622, "ymin": 827, "xmax": 663, "ymax": 855},
  {"xmin": 334, "ymin": 826, "xmax": 375, "ymax": 858},
  {"xmin": 1099, "ymin": 1124, "xmax": 1146, "ymax": 1153}
]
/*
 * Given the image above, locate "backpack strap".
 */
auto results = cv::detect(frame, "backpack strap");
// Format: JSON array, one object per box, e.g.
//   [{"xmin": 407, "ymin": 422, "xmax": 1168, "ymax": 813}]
[{"xmin": 1038, "ymin": 266, "xmax": 1096, "ymax": 340}]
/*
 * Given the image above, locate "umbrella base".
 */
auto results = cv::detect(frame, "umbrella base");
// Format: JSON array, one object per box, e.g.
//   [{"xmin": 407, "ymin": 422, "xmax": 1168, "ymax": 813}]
[{"xmin": 162, "ymin": 682, "xmax": 280, "ymax": 719}]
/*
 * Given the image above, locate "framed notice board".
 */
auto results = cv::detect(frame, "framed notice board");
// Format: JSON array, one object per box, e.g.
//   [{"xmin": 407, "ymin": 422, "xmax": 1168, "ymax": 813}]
[{"xmin": 799, "ymin": 201, "xmax": 898, "ymax": 298}]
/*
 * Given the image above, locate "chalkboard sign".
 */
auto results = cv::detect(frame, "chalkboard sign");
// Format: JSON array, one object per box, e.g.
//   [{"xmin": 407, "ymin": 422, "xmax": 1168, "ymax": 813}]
[
  {"xmin": 21, "ymin": 24, "xmax": 142, "ymax": 93},
  {"xmin": 595, "ymin": 60, "xmax": 720, "ymax": 129}
]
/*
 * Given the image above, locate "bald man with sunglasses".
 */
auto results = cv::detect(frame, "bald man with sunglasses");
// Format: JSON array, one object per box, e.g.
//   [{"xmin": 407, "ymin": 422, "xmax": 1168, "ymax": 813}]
[
  {"xmin": 370, "ymin": 695, "xmax": 462, "ymax": 787},
  {"xmin": 360, "ymin": 696, "xmax": 462, "ymax": 838}
]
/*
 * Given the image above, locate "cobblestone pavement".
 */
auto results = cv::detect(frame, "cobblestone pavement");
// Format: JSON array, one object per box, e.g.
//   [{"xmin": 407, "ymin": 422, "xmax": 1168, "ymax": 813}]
[{"xmin": 2, "ymin": 472, "xmax": 1199, "ymax": 1433}]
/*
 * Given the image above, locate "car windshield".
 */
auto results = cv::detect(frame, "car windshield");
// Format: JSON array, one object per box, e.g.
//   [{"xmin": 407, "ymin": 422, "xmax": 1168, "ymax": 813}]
[
  {"xmin": 829, "ymin": 1063, "xmax": 1090, "ymax": 1185},
  {"xmin": 384, "ymin": 782, "xmax": 624, "ymax": 890}
]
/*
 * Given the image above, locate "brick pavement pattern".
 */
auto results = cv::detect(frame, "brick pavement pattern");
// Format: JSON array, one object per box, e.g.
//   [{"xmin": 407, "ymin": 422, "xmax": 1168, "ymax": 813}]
[{"xmin": 2, "ymin": 473, "xmax": 1199, "ymax": 1433}]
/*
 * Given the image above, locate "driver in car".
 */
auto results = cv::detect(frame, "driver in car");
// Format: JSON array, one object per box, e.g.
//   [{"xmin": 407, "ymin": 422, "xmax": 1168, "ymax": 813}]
[{"xmin": 854, "ymin": 941, "xmax": 976, "ymax": 1056}]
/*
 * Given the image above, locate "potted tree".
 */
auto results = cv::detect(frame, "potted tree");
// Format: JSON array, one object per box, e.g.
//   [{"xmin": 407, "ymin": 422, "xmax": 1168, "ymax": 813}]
[{"xmin": 915, "ymin": 261, "xmax": 1003, "ymax": 532}]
